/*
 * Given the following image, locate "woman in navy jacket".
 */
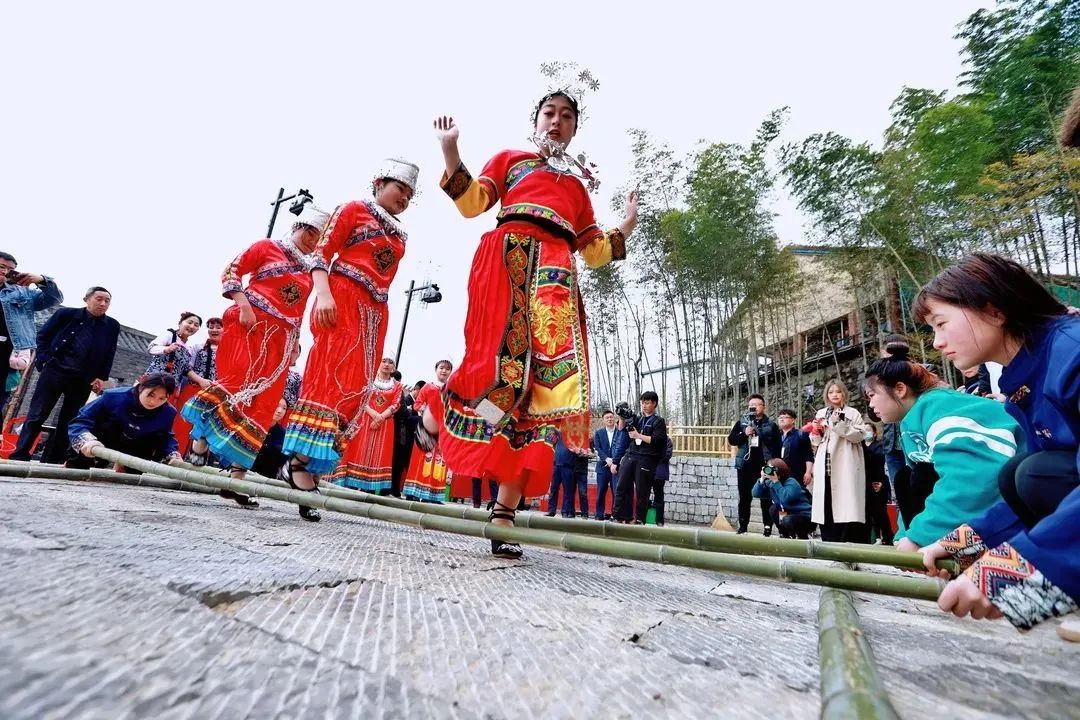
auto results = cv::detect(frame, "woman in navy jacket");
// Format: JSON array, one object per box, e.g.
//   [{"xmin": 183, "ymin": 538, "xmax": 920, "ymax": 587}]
[
  {"xmin": 914, "ymin": 253, "xmax": 1079, "ymax": 639},
  {"xmin": 68, "ymin": 373, "xmax": 181, "ymax": 471}
]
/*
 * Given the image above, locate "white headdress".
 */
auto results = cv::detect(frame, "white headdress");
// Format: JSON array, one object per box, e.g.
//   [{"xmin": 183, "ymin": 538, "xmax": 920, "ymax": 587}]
[
  {"xmin": 373, "ymin": 158, "xmax": 420, "ymax": 195},
  {"xmin": 292, "ymin": 204, "xmax": 330, "ymax": 232}
]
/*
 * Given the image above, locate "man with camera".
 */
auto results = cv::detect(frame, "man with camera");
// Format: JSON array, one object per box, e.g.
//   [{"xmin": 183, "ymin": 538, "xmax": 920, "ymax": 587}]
[
  {"xmin": 727, "ymin": 394, "xmax": 781, "ymax": 535},
  {"xmin": 613, "ymin": 391, "xmax": 668, "ymax": 524},
  {"xmin": 0, "ymin": 252, "xmax": 63, "ymax": 411}
]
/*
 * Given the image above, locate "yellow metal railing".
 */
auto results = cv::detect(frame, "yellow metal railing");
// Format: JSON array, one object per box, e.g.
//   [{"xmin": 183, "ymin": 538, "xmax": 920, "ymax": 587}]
[{"xmin": 669, "ymin": 425, "xmax": 736, "ymax": 457}]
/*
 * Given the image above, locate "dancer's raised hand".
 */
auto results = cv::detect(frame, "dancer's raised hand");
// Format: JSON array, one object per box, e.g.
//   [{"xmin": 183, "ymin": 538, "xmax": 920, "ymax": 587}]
[
  {"xmin": 434, "ymin": 116, "xmax": 463, "ymax": 178},
  {"xmin": 433, "ymin": 116, "xmax": 459, "ymax": 148}
]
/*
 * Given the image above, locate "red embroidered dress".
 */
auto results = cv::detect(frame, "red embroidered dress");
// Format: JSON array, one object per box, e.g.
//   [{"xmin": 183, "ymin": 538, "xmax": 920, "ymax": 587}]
[
  {"xmin": 182, "ymin": 239, "xmax": 312, "ymax": 469},
  {"xmin": 282, "ymin": 200, "xmax": 406, "ymax": 474},
  {"xmin": 434, "ymin": 150, "xmax": 625, "ymax": 499},
  {"xmin": 327, "ymin": 378, "xmax": 402, "ymax": 493},
  {"xmin": 402, "ymin": 381, "xmax": 450, "ymax": 502}
]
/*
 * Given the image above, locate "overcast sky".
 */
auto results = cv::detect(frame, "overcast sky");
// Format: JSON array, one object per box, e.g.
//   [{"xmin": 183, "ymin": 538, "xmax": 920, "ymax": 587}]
[{"xmin": 4, "ymin": 0, "xmax": 990, "ymax": 383}]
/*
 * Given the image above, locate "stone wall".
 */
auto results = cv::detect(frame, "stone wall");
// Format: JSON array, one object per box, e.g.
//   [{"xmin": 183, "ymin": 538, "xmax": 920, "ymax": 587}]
[
  {"xmin": 587, "ymin": 455, "xmax": 764, "ymax": 530},
  {"xmin": 664, "ymin": 456, "xmax": 746, "ymax": 528}
]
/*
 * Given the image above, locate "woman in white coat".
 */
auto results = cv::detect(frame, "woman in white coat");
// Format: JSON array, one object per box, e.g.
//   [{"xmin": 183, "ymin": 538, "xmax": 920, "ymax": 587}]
[{"xmin": 809, "ymin": 379, "xmax": 871, "ymax": 543}]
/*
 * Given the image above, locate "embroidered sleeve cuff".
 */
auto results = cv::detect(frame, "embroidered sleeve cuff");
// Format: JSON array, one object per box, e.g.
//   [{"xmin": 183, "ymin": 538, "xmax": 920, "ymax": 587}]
[
  {"xmin": 310, "ymin": 258, "xmax": 329, "ymax": 272},
  {"xmin": 991, "ymin": 569, "xmax": 1078, "ymax": 631},
  {"xmin": 441, "ymin": 162, "xmax": 473, "ymax": 200},
  {"xmin": 222, "ymin": 281, "xmax": 243, "ymax": 297},
  {"xmin": 939, "ymin": 524, "xmax": 988, "ymax": 572},
  {"xmin": 963, "ymin": 541, "xmax": 1036, "ymax": 611}
]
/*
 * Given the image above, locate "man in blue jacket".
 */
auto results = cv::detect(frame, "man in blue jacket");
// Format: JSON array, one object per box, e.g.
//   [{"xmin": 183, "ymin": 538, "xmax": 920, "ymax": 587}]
[
  {"xmin": 591, "ymin": 410, "xmax": 627, "ymax": 520},
  {"xmin": 0, "ymin": 251, "xmax": 63, "ymax": 409},
  {"xmin": 11, "ymin": 287, "xmax": 120, "ymax": 463}
]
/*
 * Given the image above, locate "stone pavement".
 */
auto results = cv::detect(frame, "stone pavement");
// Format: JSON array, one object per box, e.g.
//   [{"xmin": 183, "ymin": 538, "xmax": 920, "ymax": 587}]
[{"xmin": 0, "ymin": 474, "xmax": 1076, "ymax": 719}]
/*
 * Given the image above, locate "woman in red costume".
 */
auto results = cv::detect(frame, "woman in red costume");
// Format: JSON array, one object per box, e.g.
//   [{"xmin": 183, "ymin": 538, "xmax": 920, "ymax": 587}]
[
  {"xmin": 431, "ymin": 90, "xmax": 637, "ymax": 558},
  {"xmin": 281, "ymin": 159, "xmax": 419, "ymax": 521},
  {"xmin": 182, "ymin": 206, "xmax": 327, "ymax": 508},
  {"xmin": 327, "ymin": 357, "xmax": 402, "ymax": 494},
  {"xmin": 402, "ymin": 359, "xmax": 453, "ymax": 502}
]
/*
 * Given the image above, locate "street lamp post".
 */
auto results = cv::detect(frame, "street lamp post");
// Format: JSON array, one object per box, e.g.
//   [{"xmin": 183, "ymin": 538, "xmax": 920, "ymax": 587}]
[
  {"xmin": 394, "ymin": 280, "xmax": 442, "ymax": 366},
  {"xmin": 267, "ymin": 187, "xmax": 314, "ymax": 237}
]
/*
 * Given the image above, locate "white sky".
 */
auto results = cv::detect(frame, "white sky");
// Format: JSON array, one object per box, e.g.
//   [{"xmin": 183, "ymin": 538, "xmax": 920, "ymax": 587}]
[{"xmin": 4, "ymin": 0, "xmax": 989, "ymax": 383}]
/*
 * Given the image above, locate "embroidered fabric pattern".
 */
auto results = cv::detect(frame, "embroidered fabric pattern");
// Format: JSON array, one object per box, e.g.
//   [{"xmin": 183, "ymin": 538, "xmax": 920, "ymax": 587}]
[
  {"xmin": 938, "ymin": 524, "xmax": 989, "ymax": 572},
  {"xmin": 964, "ymin": 541, "xmax": 1035, "ymax": 602},
  {"xmin": 443, "ymin": 163, "xmax": 474, "ymax": 200},
  {"xmin": 497, "ymin": 203, "xmax": 575, "ymax": 237},
  {"xmin": 244, "ymin": 290, "xmax": 300, "ymax": 329},
  {"xmin": 994, "ymin": 569, "xmax": 1079, "ymax": 631},
  {"xmin": 482, "ymin": 233, "xmax": 536, "ymax": 423},
  {"xmin": 330, "ymin": 262, "xmax": 390, "ymax": 303}
]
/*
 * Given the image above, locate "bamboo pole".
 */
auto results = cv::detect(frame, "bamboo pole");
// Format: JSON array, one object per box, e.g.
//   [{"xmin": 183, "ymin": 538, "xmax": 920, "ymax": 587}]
[
  {"xmin": 28, "ymin": 448, "xmax": 942, "ymax": 601},
  {"xmin": 236, "ymin": 471, "xmax": 957, "ymax": 575},
  {"xmin": 0, "ymin": 457, "xmax": 956, "ymax": 576},
  {"xmin": 818, "ymin": 577, "xmax": 901, "ymax": 719},
  {"xmin": 0, "ymin": 460, "xmax": 216, "ymax": 494}
]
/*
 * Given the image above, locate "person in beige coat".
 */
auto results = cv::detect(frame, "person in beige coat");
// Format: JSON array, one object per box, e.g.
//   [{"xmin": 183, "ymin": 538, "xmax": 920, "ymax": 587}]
[{"xmin": 809, "ymin": 380, "xmax": 871, "ymax": 543}]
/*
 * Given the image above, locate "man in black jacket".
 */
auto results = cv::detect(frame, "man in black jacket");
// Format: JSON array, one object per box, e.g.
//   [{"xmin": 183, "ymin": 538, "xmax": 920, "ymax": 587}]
[
  {"xmin": 728, "ymin": 394, "xmax": 781, "ymax": 536},
  {"xmin": 613, "ymin": 391, "xmax": 668, "ymax": 524},
  {"xmin": 11, "ymin": 287, "xmax": 120, "ymax": 463}
]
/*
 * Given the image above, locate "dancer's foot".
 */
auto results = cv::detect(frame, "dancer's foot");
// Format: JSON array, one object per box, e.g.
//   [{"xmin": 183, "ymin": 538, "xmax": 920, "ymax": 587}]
[
  {"xmin": 221, "ymin": 466, "xmax": 258, "ymax": 507},
  {"xmin": 185, "ymin": 439, "xmax": 210, "ymax": 467},
  {"xmin": 278, "ymin": 457, "xmax": 321, "ymax": 522},
  {"xmin": 489, "ymin": 500, "xmax": 522, "ymax": 559}
]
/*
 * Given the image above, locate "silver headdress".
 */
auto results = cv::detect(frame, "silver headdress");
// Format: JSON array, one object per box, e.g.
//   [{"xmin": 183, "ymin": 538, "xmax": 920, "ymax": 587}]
[
  {"xmin": 373, "ymin": 157, "xmax": 420, "ymax": 195},
  {"xmin": 532, "ymin": 61, "xmax": 602, "ymax": 193},
  {"xmin": 536, "ymin": 61, "xmax": 600, "ymax": 125}
]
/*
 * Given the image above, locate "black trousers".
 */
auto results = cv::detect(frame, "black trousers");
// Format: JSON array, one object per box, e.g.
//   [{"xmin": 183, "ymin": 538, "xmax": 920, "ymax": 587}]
[
  {"xmin": 471, "ymin": 477, "xmax": 498, "ymax": 509},
  {"xmin": 819, "ymin": 470, "xmax": 870, "ymax": 543},
  {"xmin": 867, "ymin": 485, "xmax": 894, "ymax": 544},
  {"xmin": 892, "ymin": 462, "xmax": 939, "ymax": 530},
  {"xmin": 0, "ymin": 337, "xmax": 12, "ymax": 414},
  {"xmin": 769, "ymin": 505, "xmax": 815, "ymax": 539},
  {"xmin": 635, "ymin": 471, "xmax": 665, "ymax": 525},
  {"xmin": 11, "ymin": 368, "xmax": 91, "ymax": 463},
  {"xmin": 737, "ymin": 464, "xmax": 773, "ymax": 531},
  {"xmin": 615, "ymin": 454, "xmax": 655, "ymax": 521},
  {"xmin": 998, "ymin": 451, "xmax": 1079, "ymax": 528}
]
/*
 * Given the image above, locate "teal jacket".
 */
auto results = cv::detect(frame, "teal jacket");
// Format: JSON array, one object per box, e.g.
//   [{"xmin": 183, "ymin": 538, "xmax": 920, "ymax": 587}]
[{"xmin": 897, "ymin": 388, "xmax": 1021, "ymax": 546}]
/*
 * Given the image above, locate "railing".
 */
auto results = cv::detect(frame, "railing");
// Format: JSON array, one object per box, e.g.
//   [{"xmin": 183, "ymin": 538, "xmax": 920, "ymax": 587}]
[{"xmin": 669, "ymin": 426, "xmax": 736, "ymax": 457}]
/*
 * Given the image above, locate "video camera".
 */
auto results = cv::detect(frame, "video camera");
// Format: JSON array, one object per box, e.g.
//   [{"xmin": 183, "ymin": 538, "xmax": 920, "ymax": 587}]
[{"xmin": 614, "ymin": 401, "xmax": 636, "ymax": 422}]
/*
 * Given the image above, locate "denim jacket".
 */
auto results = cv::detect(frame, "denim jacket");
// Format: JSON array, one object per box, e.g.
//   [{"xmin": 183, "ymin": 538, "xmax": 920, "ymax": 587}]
[{"xmin": 0, "ymin": 278, "xmax": 63, "ymax": 350}]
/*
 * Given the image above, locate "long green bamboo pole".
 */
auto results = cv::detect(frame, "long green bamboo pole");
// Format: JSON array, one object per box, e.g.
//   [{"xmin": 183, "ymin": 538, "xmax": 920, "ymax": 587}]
[
  {"xmin": 55, "ymin": 448, "xmax": 944, "ymax": 601},
  {"xmin": 229, "ymin": 468, "xmax": 958, "ymax": 575},
  {"xmin": 0, "ymin": 457, "xmax": 956, "ymax": 575},
  {"xmin": 818, "ymin": 575, "xmax": 901, "ymax": 719},
  {"xmin": 0, "ymin": 460, "xmax": 216, "ymax": 494}
]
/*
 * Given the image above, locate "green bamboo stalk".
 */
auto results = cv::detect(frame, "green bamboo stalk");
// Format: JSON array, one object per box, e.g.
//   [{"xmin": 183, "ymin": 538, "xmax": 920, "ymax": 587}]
[
  {"xmin": 1, "ymin": 457, "xmax": 956, "ymax": 576},
  {"xmin": 818, "ymin": 579, "xmax": 901, "ymax": 719},
  {"xmin": 229, "ymin": 470, "xmax": 957, "ymax": 575},
  {"xmin": 70, "ymin": 447, "xmax": 943, "ymax": 601},
  {"xmin": 0, "ymin": 461, "xmax": 216, "ymax": 494}
]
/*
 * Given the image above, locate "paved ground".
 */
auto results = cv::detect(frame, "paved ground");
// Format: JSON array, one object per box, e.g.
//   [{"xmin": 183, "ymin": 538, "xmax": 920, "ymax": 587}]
[{"xmin": 1, "ymin": 474, "xmax": 1077, "ymax": 719}]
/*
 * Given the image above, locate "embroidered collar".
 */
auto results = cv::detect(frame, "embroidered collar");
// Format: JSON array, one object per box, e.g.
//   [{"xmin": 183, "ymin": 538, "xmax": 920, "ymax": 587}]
[
  {"xmin": 364, "ymin": 199, "xmax": 408, "ymax": 242},
  {"xmin": 276, "ymin": 238, "xmax": 316, "ymax": 272}
]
